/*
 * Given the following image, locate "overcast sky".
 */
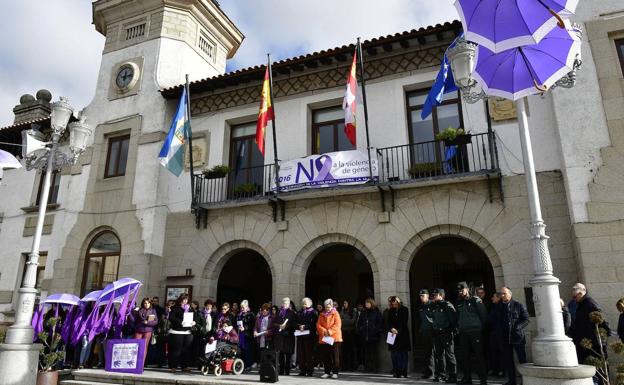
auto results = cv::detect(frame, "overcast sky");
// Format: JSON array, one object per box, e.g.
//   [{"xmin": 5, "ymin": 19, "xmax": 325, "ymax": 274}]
[{"xmin": 0, "ymin": 1, "xmax": 457, "ymax": 127}]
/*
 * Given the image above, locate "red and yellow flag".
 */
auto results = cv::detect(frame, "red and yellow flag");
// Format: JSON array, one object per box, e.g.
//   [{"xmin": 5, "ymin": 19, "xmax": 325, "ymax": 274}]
[
  {"xmin": 342, "ymin": 49, "xmax": 358, "ymax": 146},
  {"xmin": 256, "ymin": 67, "xmax": 274, "ymax": 156}
]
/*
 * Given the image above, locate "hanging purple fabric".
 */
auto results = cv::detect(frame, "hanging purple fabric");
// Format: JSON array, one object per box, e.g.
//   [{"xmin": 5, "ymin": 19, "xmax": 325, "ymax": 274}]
[
  {"xmin": 61, "ymin": 306, "xmax": 76, "ymax": 343},
  {"xmin": 31, "ymin": 305, "xmax": 44, "ymax": 342},
  {"xmin": 112, "ymin": 286, "xmax": 139, "ymax": 339}
]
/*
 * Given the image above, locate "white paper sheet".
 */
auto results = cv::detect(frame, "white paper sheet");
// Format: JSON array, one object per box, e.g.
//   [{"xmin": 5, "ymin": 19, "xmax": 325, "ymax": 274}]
[
  {"xmin": 386, "ymin": 332, "xmax": 396, "ymax": 345},
  {"xmin": 205, "ymin": 341, "xmax": 217, "ymax": 353},
  {"xmin": 322, "ymin": 336, "xmax": 334, "ymax": 346},
  {"xmin": 237, "ymin": 320, "xmax": 243, "ymax": 328},
  {"xmin": 294, "ymin": 330, "xmax": 310, "ymax": 337},
  {"xmin": 182, "ymin": 312, "xmax": 194, "ymax": 327}
]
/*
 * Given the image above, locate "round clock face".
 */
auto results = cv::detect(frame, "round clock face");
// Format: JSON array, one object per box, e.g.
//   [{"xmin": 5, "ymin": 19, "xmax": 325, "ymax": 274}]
[{"xmin": 116, "ymin": 65, "xmax": 135, "ymax": 89}]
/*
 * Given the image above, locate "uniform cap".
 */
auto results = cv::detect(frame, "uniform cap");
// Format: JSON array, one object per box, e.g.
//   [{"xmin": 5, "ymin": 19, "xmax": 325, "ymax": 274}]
[
  {"xmin": 419, "ymin": 289, "xmax": 429, "ymax": 295},
  {"xmin": 432, "ymin": 288, "xmax": 445, "ymax": 296},
  {"xmin": 457, "ymin": 281, "xmax": 468, "ymax": 290}
]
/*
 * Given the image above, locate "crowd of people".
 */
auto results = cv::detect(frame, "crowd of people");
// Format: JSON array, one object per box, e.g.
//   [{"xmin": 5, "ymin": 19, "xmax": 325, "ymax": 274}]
[{"xmin": 35, "ymin": 281, "xmax": 618, "ymax": 383}]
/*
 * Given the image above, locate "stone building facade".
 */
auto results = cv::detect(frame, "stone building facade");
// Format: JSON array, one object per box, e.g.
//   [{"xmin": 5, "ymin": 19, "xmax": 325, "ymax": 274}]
[{"xmin": 0, "ymin": 0, "xmax": 624, "ymax": 367}]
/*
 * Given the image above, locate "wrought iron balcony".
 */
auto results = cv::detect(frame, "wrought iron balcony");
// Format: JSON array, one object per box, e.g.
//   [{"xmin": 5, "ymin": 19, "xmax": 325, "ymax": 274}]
[{"xmin": 192, "ymin": 132, "xmax": 499, "ymax": 208}]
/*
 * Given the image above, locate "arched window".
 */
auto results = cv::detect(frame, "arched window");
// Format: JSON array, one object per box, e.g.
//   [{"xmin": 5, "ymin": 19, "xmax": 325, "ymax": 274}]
[{"xmin": 81, "ymin": 231, "xmax": 121, "ymax": 295}]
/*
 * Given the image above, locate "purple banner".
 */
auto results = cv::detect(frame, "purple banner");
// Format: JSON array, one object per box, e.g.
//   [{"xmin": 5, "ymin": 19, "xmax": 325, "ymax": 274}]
[{"xmin": 105, "ymin": 339, "xmax": 145, "ymax": 374}]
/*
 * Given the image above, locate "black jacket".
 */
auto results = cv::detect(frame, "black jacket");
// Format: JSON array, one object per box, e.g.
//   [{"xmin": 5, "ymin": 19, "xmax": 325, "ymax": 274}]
[
  {"xmin": 499, "ymin": 299, "xmax": 529, "ymax": 345},
  {"xmin": 357, "ymin": 308, "xmax": 383, "ymax": 342},
  {"xmin": 570, "ymin": 295, "xmax": 610, "ymax": 344},
  {"xmin": 618, "ymin": 313, "xmax": 624, "ymax": 344},
  {"xmin": 386, "ymin": 306, "xmax": 411, "ymax": 352},
  {"xmin": 273, "ymin": 308, "xmax": 296, "ymax": 353},
  {"xmin": 296, "ymin": 309, "xmax": 318, "ymax": 340},
  {"xmin": 169, "ymin": 306, "xmax": 192, "ymax": 332}
]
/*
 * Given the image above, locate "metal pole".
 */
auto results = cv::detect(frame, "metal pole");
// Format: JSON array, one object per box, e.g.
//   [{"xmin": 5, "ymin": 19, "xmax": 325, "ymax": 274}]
[
  {"xmin": 516, "ymin": 97, "xmax": 577, "ymax": 367},
  {"xmin": 357, "ymin": 38, "xmax": 375, "ymax": 183},
  {"xmin": 267, "ymin": 54, "xmax": 281, "ymax": 194},
  {"xmin": 4, "ymin": 138, "xmax": 56, "ymax": 345},
  {"xmin": 185, "ymin": 75, "xmax": 195, "ymax": 206}
]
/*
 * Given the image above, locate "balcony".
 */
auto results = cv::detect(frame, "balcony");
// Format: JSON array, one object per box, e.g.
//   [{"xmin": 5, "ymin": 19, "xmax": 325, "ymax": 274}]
[{"xmin": 192, "ymin": 132, "xmax": 500, "ymax": 210}]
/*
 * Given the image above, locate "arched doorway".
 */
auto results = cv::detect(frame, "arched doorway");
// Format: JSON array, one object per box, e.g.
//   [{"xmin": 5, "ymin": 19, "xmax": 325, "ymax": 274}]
[
  {"xmin": 409, "ymin": 236, "xmax": 495, "ymax": 370},
  {"xmin": 81, "ymin": 230, "xmax": 121, "ymax": 296},
  {"xmin": 217, "ymin": 250, "xmax": 272, "ymax": 308},
  {"xmin": 305, "ymin": 244, "xmax": 373, "ymax": 306}
]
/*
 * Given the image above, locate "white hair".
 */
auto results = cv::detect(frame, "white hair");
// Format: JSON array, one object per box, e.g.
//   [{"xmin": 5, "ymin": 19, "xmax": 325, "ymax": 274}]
[
  {"xmin": 240, "ymin": 300, "xmax": 249, "ymax": 308},
  {"xmin": 302, "ymin": 297, "xmax": 313, "ymax": 307},
  {"xmin": 282, "ymin": 297, "xmax": 290, "ymax": 304},
  {"xmin": 572, "ymin": 283, "xmax": 587, "ymax": 294},
  {"xmin": 324, "ymin": 298, "xmax": 333, "ymax": 307}
]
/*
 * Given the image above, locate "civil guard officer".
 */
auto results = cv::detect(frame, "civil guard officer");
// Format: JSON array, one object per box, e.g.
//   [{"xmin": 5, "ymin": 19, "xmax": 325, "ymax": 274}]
[
  {"xmin": 456, "ymin": 281, "xmax": 488, "ymax": 385},
  {"xmin": 431, "ymin": 288, "xmax": 457, "ymax": 383},
  {"xmin": 418, "ymin": 289, "xmax": 435, "ymax": 379}
]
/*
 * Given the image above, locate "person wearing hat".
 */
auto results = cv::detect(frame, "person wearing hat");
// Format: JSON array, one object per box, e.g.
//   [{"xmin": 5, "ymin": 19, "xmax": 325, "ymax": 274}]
[
  {"xmin": 418, "ymin": 289, "xmax": 435, "ymax": 379},
  {"xmin": 456, "ymin": 281, "xmax": 488, "ymax": 385},
  {"xmin": 431, "ymin": 288, "xmax": 457, "ymax": 383}
]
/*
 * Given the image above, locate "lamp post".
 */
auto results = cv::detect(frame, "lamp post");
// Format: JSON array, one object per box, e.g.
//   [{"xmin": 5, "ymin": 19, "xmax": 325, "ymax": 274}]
[
  {"xmin": 0, "ymin": 97, "xmax": 92, "ymax": 385},
  {"xmin": 446, "ymin": 37, "xmax": 583, "ymax": 369}
]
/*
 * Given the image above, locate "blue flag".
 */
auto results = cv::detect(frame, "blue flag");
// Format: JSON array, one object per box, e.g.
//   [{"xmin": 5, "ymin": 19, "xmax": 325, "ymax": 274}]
[
  {"xmin": 159, "ymin": 88, "xmax": 190, "ymax": 176},
  {"xmin": 421, "ymin": 35, "xmax": 462, "ymax": 120}
]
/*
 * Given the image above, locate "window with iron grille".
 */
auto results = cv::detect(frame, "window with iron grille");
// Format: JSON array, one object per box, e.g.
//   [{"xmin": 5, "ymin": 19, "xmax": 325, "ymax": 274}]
[
  {"xmin": 199, "ymin": 31, "xmax": 216, "ymax": 61},
  {"xmin": 125, "ymin": 23, "xmax": 146, "ymax": 40}
]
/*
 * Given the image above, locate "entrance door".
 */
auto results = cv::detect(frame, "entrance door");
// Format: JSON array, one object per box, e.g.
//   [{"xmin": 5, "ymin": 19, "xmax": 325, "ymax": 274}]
[
  {"xmin": 217, "ymin": 250, "xmax": 272, "ymax": 309},
  {"xmin": 305, "ymin": 244, "xmax": 373, "ymax": 306}
]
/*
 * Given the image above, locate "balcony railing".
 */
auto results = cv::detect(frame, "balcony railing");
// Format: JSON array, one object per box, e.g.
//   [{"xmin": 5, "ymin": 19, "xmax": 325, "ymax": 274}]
[{"xmin": 193, "ymin": 132, "xmax": 499, "ymax": 207}]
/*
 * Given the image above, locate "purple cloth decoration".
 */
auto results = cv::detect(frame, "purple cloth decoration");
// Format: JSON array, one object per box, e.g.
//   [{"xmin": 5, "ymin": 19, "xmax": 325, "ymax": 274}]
[
  {"xmin": 279, "ymin": 306, "xmax": 291, "ymax": 318},
  {"xmin": 61, "ymin": 306, "xmax": 76, "ymax": 343}
]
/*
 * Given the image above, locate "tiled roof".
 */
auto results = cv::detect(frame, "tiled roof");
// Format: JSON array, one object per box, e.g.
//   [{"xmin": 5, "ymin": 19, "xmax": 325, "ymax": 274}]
[
  {"xmin": 0, "ymin": 117, "xmax": 49, "ymax": 133},
  {"xmin": 161, "ymin": 20, "xmax": 461, "ymax": 98}
]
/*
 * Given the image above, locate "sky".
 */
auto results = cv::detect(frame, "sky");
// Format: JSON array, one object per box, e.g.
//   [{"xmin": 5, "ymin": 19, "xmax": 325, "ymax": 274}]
[{"xmin": 0, "ymin": 1, "xmax": 458, "ymax": 128}]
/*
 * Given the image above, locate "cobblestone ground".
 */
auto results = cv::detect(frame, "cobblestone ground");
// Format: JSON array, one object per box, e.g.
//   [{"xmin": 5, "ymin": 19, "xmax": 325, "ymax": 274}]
[{"xmin": 65, "ymin": 368, "xmax": 508, "ymax": 385}]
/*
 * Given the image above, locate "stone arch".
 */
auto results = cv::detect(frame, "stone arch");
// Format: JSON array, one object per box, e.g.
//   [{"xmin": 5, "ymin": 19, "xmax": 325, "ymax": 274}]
[
  {"xmin": 75, "ymin": 225, "xmax": 123, "ymax": 294},
  {"xmin": 396, "ymin": 224, "xmax": 503, "ymax": 304},
  {"xmin": 291, "ymin": 233, "xmax": 381, "ymax": 302},
  {"xmin": 199, "ymin": 240, "xmax": 277, "ymax": 301}
]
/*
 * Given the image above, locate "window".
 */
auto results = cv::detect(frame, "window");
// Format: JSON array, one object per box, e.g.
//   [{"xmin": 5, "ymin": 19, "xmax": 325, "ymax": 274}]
[
  {"xmin": 35, "ymin": 171, "xmax": 60, "ymax": 206},
  {"xmin": 81, "ymin": 231, "xmax": 121, "ymax": 296},
  {"xmin": 312, "ymin": 106, "xmax": 355, "ymax": 154},
  {"xmin": 406, "ymin": 90, "xmax": 463, "ymax": 163},
  {"xmin": 229, "ymin": 122, "xmax": 265, "ymax": 192},
  {"xmin": 199, "ymin": 31, "xmax": 216, "ymax": 61},
  {"xmin": 616, "ymin": 39, "xmax": 624, "ymax": 77},
  {"xmin": 125, "ymin": 23, "xmax": 146, "ymax": 40},
  {"xmin": 104, "ymin": 134, "xmax": 130, "ymax": 178}
]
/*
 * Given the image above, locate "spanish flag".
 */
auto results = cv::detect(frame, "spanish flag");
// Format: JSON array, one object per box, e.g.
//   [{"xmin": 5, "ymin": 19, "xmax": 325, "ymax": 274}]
[
  {"xmin": 256, "ymin": 67, "xmax": 274, "ymax": 156},
  {"xmin": 342, "ymin": 49, "xmax": 358, "ymax": 146}
]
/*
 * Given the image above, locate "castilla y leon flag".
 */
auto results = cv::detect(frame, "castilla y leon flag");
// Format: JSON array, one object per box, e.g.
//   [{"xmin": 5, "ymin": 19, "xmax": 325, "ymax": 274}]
[
  {"xmin": 342, "ymin": 49, "xmax": 358, "ymax": 146},
  {"xmin": 256, "ymin": 67, "xmax": 274, "ymax": 156}
]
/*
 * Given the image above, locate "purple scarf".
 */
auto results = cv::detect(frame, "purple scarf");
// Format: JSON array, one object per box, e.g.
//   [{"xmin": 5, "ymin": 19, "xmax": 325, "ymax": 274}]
[
  {"xmin": 279, "ymin": 306, "xmax": 290, "ymax": 319},
  {"xmin": 183, "ymin": 303, "xmax": 190, "ymax": 312},
  {"xmin": 303, "ymin": 307, "xmax": 315, "ymax": 314}
]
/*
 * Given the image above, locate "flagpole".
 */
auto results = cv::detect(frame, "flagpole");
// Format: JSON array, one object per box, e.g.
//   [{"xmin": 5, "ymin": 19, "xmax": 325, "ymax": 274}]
[
  {"xmin": 357, "ymin": 38, "xmax": 374, "ymax": 183},
  {"xmin": 267, "ymin": 54, "xmax": 281, "ymax": 195},
  {"xmin": 185, "ymin": 74, "xmax": 195, "ymax": 205}
]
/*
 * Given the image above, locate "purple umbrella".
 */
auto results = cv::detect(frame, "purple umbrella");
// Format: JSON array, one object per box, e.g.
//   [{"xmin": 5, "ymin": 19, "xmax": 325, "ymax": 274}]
[
  {"xmin": 0, "ymin": 149, "xmax": 22, "ymax": 169},
  {"xmin": 98, "ymin": 277, "xmax": 141, "ymax": 303},
  {"xmin": 473, "ymin": 23, "xmax": 581, "ymax": 100},
  {"xmin": 43, "ymin": 293, "xmax": 81, "ymax": 306},
  {"xmin": 80, "ymin": 290, "xmax": 102, "ymax": 303},
  {"xmin": 454, "ymin": 0, "xmax": 579, "ymax": 53}
]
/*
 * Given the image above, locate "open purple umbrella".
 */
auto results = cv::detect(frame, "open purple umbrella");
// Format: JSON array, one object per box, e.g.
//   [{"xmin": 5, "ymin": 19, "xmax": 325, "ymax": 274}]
[
  {"xmin": 454, "ymin": 0, "xmax": 579, "ymax": 53},
  {"xmin": 80, "ymin": 290, "xmax": 102, "ymax": 303},
  {"xmin": 473, "ymin": 23, "xmax": 581, "ymax": 100},
  {"xmin": 98, "ymin": 277, "xmax": 141, "ymax": 303},
  {"xmin": 43, "ymin": 293, "xmax": 81, "ymax": 306},
  {"xmin": 0, "ymin": 149, "xmax": 21, "ymax": 169}
]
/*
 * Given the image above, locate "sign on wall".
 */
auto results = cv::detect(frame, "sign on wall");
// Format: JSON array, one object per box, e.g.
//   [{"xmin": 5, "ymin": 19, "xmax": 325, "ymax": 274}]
[
  {"xmin": 272, "ymin": 149, "xmax": 378, "ymax": 192},
  {"xmin": 105, "ymin": 339, "xmax": 145, "ymax": 374}
]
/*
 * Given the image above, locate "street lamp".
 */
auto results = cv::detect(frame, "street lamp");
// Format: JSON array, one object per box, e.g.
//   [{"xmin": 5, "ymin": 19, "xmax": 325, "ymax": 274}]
[
  {"xmin": 447, "ymin": 36, "xmax": 581, "ymax": 368},
  {"xmin": 0, "ymin": 97, "xmax": 92, "ymax": 385}
]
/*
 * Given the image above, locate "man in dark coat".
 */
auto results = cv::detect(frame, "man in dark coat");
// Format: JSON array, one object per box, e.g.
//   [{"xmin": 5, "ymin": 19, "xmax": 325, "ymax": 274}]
[
  {"xmin": 273, "ymin": 297, "xmax": 296, "ymax": 375},
  {"xmin": 456, "ymin": 282, "xmax": 488, "ymax": 385},
  {"xmin": 431, "ymin": 288, "xmax": 457, "ymax": 383},
  {"xmin": 569, "ymin": 283, "xmax": 610, "ymax": 365},
  {"xmin": 498, "ymin": 287, "xmax": 529, "ymax": 385},
  {"xmin": 418, "ymin": 289, "xmax": 435, "ymax": 379}
]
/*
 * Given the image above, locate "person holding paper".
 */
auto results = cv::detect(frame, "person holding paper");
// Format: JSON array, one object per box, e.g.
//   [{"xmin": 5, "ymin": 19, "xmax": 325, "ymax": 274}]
[
  {"xmin": 317, "ymin": 298, "xmax": 343, "ymax": 379},
  {"xmin": 217, "ymin": 319, "xmax": 239, "ymax": 344},
  {"xmin": 273, "ymin": 297, "xmax": 296, "ymax": 375},
  {"xmin": 217, "ymin": 302, "xmax": 235, "ymax": 331},
  {"xmin": 386, "ymin": 296, "xmax": 411, "ymax": 379},
  {"xmin": 167, "ymin": 293, "xmax": 195, "ymax": 373},
  {"xmin": 296, "ymin": 297, "xmax": 318, "ymax": 377},
  {"xmin": 201, "ymin": 299, "xmax": 218, "ymax": 338},
  {"xmin": 132, "ymin": 297, "xmax": 159, "ymax": 363},
  {"xmin": 254, "ymin": 303, "xmax": 274, "ymax": 349},
  {"xmin": 237, "ymin": 300, "xmax": 256, "ymax": 372}
]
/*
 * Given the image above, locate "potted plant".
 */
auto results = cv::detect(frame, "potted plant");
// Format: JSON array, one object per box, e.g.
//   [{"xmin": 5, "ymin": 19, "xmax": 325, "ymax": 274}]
[
  {"xmin": 407, "ymin": 162, "xmax": 440, "ymax": 179},
  {"xmin": 202, "ymin": 165, "xmax": 231, "ymax": 179},
  {"xmin": 233, "ymin": 183, "xmax": 258, "ymax": 198},
  {"xmin": 435, "ymin": 127, "xmax": 472, "ymax": 146},
  {"xmin": 37, "ymin": 318, "xmax": 64, "ymax": 385}
]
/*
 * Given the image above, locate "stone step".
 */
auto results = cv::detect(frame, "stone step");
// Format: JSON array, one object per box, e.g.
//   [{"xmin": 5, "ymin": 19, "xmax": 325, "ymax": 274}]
[{"xmin": 61, "ymin": 381, "xmax": 116, "ymax": 385}]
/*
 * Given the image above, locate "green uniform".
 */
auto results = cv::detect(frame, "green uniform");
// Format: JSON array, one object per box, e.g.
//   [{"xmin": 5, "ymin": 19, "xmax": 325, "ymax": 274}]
[
  {"xmin": 431, "ymin": 300, "xmax": 457, "ymax": 380},
  {"xmin": 456, "ymin": 296, "xmax": 487, "ymax": 384},
  {"xmin": 418, "ymin": 301, "xmax": 435, "ymax": 376}
]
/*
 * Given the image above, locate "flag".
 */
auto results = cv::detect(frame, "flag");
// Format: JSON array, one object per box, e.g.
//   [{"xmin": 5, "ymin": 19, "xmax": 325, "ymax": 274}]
[
  {"xmin": 159, "ymin": 87, "xmax": 189, "ymax": 176},
  {"xmin": 421, "ymin": 35, "xmax": 462, "ymax": 120},
  {"xmin": 256, "ymin": 67, "xmax": 274, "ymax": 156},
  {"xmin": 342, "ymin": 49, "xmax": 358, "ymax": 146}
]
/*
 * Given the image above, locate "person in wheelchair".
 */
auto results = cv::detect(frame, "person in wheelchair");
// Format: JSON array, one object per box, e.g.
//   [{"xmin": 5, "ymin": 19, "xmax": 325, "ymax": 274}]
[{"xmin": 200, "ymin": 320, "xmax": 244, "ymax": 376}]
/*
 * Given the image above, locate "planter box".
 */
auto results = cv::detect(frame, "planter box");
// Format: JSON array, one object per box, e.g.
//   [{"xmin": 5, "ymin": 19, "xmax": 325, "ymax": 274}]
[{"xmin": 444, "ymin": 134, "xmax": 472, "ymax": 146}]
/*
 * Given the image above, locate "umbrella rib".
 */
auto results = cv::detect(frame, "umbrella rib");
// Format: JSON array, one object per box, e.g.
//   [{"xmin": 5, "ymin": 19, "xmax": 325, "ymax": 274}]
[
  {"xmin": 519, "ymin": 48, "xmax": 548, "ymax": 92},
  {"xmin": 535, "ymin": 0, "xmax": 566, "ymax": 27}
]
